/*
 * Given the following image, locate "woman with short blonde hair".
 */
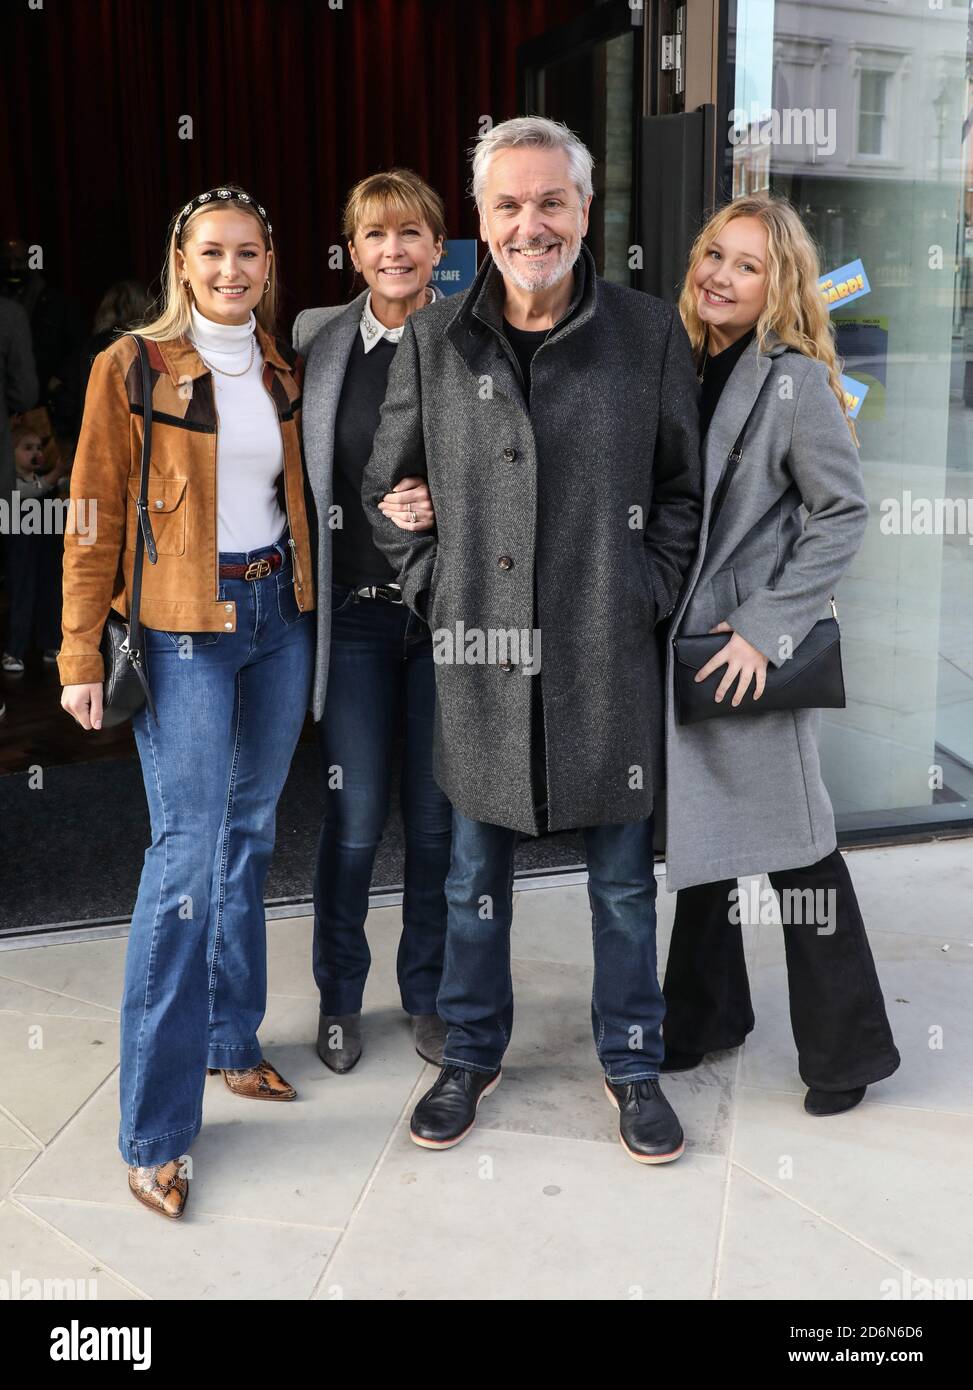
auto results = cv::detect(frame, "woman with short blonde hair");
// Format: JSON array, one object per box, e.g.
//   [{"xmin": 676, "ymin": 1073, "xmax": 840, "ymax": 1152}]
[{"xmin": 293, "ymin": 168, "xmax": 452, "ymax": 1075}]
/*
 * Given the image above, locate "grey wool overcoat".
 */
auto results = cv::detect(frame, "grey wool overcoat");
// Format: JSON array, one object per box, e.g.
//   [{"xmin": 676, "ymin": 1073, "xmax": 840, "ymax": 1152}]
[
  {"xmin": 663, "ymin": 331, "xmax": 868, "ymax": 891},
  {"xmin": 292, "ymin": 285, "xmax": 445, "ymax": 720},
  {"xmin": 361, "ymin": 245, "xmax": 703, "ymax": 836}
]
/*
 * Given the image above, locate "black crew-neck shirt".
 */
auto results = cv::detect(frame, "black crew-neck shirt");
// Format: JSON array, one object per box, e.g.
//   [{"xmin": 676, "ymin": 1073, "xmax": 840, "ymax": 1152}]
[
  {"xmin": 502, "ymin": 319, "xmax": 549, "ymax": 405},
  {"xmin": 699, "ymin": 328, "xmax": 755, "ymax": 440}
]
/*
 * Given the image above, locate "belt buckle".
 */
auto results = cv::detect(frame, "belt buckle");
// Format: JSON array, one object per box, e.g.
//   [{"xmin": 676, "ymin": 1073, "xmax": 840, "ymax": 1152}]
[{"xmin": 244, "ymin": 558, "xmax": 272, "ymax": 581}]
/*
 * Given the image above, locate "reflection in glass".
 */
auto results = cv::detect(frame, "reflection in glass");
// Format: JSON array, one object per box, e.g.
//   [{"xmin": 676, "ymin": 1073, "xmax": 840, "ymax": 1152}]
[{"xmin": 726, "ymin": 0, "xmax": 973, "ymax": 831}]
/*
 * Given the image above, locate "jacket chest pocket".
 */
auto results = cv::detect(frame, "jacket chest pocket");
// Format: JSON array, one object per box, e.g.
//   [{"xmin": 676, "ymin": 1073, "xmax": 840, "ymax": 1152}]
[{"xmin": 126, "ymin": 475, "xmax": 188, "ymax": 557}]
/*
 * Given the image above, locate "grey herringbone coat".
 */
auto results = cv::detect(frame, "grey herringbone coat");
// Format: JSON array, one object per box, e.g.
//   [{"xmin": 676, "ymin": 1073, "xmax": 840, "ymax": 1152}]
[
  {"xmin": 663, "ymin": 332, "xmax": 868, "ymax": 891},
  {"xmin": 362, "ymin": 246, "xmax": 703, "ymax": 835},
  {"xmin": 292, "ymin": 285, "xmax": 445, "ymax": 720}
]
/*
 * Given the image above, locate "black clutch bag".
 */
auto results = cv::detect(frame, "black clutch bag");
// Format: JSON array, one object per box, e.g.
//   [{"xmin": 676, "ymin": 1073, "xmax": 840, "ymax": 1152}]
[
  {"xmin": 672, "ymin": 355, "xmax": 846, "ymax": 725},
  {"xmin": 97, "ymin": 333, "xmax": 159, "ymax": 729},
  {"xmin": 674, "ymin": 608, "xmax": 845, "ymax": 725}
]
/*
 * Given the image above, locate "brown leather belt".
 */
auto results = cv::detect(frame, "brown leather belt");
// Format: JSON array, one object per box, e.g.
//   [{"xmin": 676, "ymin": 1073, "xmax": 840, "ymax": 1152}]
[{"xmin": 219, "ymin": 553, "xmax": 284, "ymax": 581}]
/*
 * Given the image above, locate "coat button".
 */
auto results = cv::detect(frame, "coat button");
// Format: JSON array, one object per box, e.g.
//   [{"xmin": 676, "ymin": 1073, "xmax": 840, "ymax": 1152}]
[
  {"xmin": 154, "ymin": 499, "xmax": 164, "ymax": 509},
  {"xmin": 498, "ymin": 555, "xmax": 514, "ymax": 571},
  {"xmin": 224, "ymin": 603, "xmax": 232, "ymax": 612},
  {"xmin": 224, "ymin": 621, "xmax": 232, "ymax": 630},
  {"xmin": 502, "ymin": 447, "xmax": 517, "ymax": 462}
]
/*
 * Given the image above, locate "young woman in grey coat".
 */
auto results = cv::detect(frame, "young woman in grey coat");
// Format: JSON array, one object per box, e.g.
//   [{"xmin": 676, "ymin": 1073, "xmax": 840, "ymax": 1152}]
[
  {"xmin": 661, "ymin": 193, "xmax": 900, "ymax": 1116},
  {"xmin": 292, "ymin": 171, "xmax": 451, "ymax": 1075}
]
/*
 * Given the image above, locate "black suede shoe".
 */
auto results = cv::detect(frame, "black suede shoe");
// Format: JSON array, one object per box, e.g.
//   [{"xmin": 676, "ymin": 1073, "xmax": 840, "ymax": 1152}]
[
  {"xmin": 804, "ymin": 1085, "xmax": 866, "ymax": 1116},
  {"xmin": 604, "ymin": 1077, "xmax": 685, "ymax": 1164},
  {"xmin": 410, "ymin": 1065, "xmax": 502, "ymax": 1149},
  {"xmin": 317, "ymin": 1012, "xmax": 362, "ymax": 1073},
  {"xmin": 661, "ymin": 1048, "xmax": 705, "ymax": 1073}
]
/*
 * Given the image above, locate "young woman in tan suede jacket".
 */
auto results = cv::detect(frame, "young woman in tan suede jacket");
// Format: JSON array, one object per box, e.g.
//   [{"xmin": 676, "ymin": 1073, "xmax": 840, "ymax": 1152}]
[{"xmin": 60, "ymin": 185, "xmax": 316, "ymax": 1220}]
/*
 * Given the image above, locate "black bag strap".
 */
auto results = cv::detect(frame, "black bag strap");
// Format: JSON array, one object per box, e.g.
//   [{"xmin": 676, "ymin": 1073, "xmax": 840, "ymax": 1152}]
[
  {"xmin": 708, "ymin": 348, "xmax": 796, "ymax": 530},
  {"xmin": 704, "ymin": 346, "xmax": 839, "ymax": 624},
  {"xmin": 123, "ymin": 333, "xmax": 159, "ymax": 718}
]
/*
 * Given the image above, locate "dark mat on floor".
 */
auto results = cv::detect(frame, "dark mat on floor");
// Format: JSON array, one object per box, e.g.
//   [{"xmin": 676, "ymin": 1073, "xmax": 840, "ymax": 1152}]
[{"xmin": 0, "ymin": 742, "xmax": 585, "ymax": 933}]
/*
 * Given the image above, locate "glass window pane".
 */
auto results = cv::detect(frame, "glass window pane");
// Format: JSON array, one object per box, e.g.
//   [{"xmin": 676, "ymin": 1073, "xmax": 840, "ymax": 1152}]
[{"xmin": 726, "ymin": 0, "xmax": 973, "ymax": 833}]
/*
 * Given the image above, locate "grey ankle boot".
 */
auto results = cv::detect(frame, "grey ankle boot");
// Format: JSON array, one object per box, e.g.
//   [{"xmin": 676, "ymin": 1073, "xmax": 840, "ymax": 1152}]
[
  {"xmin": 411, "ymin": 1013, "xmax": 447, "ymax": 1066},
  {"xmin": 317, "ymin": 1012, "xmax": 362, "ymax": 1073}
]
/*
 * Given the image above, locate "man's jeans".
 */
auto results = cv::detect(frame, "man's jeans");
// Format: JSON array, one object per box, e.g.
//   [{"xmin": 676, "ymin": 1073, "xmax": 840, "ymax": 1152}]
[
  {"xmin": 439, "ymin": 809, "xmax": 665, "ymax": 1082},
  {"xmin": 119, "ymin": 532, "xmax": 313, "ymax": 1166},
  {"xmin": 312, "ymin": 582, "xmax": 452, "ymax": 1016}
]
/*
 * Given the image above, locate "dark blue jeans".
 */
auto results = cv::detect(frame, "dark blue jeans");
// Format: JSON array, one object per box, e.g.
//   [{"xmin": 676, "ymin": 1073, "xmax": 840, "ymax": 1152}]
[
  {"xmin": 120, "ymin": 532, "xmax": 313, "ymax": 1166},
  {"xmin": 439, "ymin": 810, "xmax": 665, "ymax": 1082},
  {"xmin": 313, "ymin": 582, "xmax": 452, "ymax": 1016}
]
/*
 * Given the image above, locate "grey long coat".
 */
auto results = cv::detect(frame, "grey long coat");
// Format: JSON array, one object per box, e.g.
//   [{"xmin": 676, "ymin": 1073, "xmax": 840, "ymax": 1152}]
[
  {"xmin": 663, "ymin": 332, "xmax": 868, "ymax": 891},
  {"xmin": 362, "ymin": 245, "xmax": 703, "ymax": 836},
  {"xmin": 292, "ymin": 285, "xmax": 445, "ymax": 720}
]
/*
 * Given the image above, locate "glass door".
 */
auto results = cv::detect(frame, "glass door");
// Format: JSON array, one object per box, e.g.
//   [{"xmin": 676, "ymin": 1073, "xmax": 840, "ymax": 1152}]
[{"xmin": 519, "ymin": 0, "xmax": 645, "ymax": 284}]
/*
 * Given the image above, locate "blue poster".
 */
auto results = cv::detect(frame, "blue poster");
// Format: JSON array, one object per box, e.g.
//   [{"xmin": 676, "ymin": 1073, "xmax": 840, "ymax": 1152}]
[
  {"xmin": 834, "ymin": 317, "xmax": 888, "ymax": 388},
  {"xmin": 819, "ymin": 258, "xmax": 870, "ymax": 312},
  {"xmin": 840, "ymin": 373, "xmax": 870, "ymax": 419},
  {"xmin": 432, "ymin": 240, "xmax": 478, "ymax": 296}
]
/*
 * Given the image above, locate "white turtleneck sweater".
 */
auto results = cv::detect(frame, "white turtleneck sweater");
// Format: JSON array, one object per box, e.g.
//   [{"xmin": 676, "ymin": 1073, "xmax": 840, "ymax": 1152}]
[{"xmin": 188, "ymin": 304, "xmax": 287, "ymax": 553}]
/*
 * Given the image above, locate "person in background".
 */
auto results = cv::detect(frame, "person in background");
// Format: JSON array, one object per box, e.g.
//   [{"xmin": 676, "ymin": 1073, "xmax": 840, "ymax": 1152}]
[
  {"xmin": 293, "ymin": 169, "xmax": 451, "ymax": 1075},
  {"xmin": 2, "ymin": 423, "xmax": 65, "ymax": 673},
  {"xmin": 0, "ymin": 237, "xmax": 82, "ymax": 439},
  {"xmin": 0, "ymin": 293, "xmax": 39, "ymax": 496},
  {"xmin": 0, "ymin": 292, "xmax": 40, "ymax": 716},
  {"xmin": 76, "ymin": 279, "xmax": 152, "ymax": 418}
]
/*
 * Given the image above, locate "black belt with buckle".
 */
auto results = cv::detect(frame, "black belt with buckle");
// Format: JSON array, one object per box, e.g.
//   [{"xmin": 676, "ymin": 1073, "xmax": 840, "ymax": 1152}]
[
  {"xmin": 354, "ymin": 583, "xmax": 403, "ymax": 604},
  {"xmin": 219, "ymin": 553, "xmax": 284, "ymax": 581}
]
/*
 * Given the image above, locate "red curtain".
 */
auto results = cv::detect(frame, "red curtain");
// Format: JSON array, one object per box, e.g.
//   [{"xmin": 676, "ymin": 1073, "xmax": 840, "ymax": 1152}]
[{"xmin": 2, "ymin": 0, "xmax": 591, "ymax": 331}]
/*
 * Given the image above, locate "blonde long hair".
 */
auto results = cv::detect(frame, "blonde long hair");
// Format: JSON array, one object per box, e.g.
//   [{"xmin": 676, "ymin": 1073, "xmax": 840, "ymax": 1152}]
[
  {"xmin": 136, "ymin": 183, "xmax": 279, "ymax": 343},
  {"xmin": 678, "ymin": 192, "xmax": 857, "ymax": 443}
]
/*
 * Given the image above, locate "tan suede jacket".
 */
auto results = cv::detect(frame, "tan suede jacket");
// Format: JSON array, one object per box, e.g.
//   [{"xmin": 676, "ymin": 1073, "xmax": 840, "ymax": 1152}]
[{"xmin": 58, "ymin": 325, "xmax": 316, "ymax": 686}]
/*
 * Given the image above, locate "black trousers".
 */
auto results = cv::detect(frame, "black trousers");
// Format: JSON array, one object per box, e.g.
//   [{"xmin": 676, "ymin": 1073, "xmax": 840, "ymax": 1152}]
[
  {"xmin": 4, "ymin": 529, "xmax": 63, "ymax": 659},
  {"xmin": 662, "ymin": 848, "xmax": 900, "ymax": 1091}
]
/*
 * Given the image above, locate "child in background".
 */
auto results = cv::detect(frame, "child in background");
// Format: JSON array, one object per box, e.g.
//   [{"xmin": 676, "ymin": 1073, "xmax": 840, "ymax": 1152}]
[{"xmin": 2, "ymin": 423, "xmax": 67, "ymax": 673}]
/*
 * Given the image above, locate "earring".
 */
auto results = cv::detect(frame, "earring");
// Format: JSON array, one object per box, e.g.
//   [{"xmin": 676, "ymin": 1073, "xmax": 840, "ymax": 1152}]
[{"xmin": 262, "ymin": 278, "xmax": 271, "ymax": 296}]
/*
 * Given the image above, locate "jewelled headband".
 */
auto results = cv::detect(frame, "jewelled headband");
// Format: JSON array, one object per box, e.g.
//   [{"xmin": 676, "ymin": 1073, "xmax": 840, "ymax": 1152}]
[{"xmin": 174, "ymin": 187, "xmax": 273, "ymax": 240}]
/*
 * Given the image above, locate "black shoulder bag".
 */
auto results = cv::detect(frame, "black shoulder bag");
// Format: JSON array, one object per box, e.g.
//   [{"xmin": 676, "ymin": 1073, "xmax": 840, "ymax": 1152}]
[
  {"xmin": 672, "ymin": 361, "xmax": 846, "ymax": 725},
  {"xmin": 98, "ymin": 334, "xmax": 159, "ymax": 728}
]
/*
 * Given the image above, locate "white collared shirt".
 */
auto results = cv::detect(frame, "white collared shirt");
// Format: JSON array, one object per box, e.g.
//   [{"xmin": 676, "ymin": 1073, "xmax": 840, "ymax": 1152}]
[{"xmin": 359, "ymin": 285, "xmax": 436, "ymax": 353}]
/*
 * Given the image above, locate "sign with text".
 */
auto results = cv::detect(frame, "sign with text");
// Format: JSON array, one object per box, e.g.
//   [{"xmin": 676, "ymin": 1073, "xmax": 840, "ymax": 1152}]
[
  {"xmin": 840, "ymin": 373, "xmax": 870, "ymax": 419},
  {"xmin": 819, "ymin": 258, "xmax": 870, "ymax": 312},
  {"xmin": 432, "ymin": 240, "xmax": 478, "ymax": 296}
]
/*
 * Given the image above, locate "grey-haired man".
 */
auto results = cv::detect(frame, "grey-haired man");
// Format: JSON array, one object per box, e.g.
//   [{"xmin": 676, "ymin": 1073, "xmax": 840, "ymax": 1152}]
[{"xmin": 363, "ymin": 117, "xmax": 702, "ymax": 1163}]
